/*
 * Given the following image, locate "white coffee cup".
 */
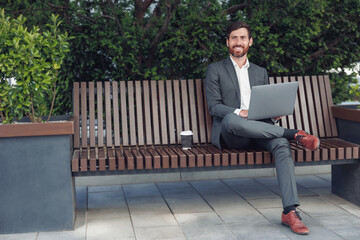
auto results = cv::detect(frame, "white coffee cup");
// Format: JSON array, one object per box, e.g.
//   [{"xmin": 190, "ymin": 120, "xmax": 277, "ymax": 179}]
[{"xmin": 180, "ymin": 130, "xmax": 193, "ymax": 150}]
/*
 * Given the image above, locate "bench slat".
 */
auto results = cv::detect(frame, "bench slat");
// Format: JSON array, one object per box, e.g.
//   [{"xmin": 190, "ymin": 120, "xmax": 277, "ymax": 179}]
[
  {"xmin": 81, "ymin": 82, "xmax": 88, "ymax": 148},
  {"xmin": 108, "ymin": 148, "xmax": 116, "ymax": 171},
  {"xmin": 112, "ymin": 82, "xmax": 121, "ymax": 147},
  {"xmin": 304, "ymin": 76, "xmax": 318, "ymax": 136},
  {"xmin": 104, "ymin": 82, "xmax": 113, "ymax": 147},
  {"xmin": 290, "ymin": 76, "xmax": 303, "ymax": 131},
  {"xmin": 73, "ymin": 82, "xmax": 80, "ymax": 148},
  {"xmin": 158, "ymin": 81, "xmax": 168, "ymax": 145},
  {"xmin": 317, "ymin": 76, "xmax": 332, "ymax": 137},
  {"xmin": 143, "ymin": 81, "xmax": 153, "ymax": 145},
  {"xmin": 115, "ymin": 149, "xmax": 125, "ymax": 170},
  {"xmin": 196, "ymin": 79, "xmax": 207, "ymax": 143},
  {"xmin": 323, "ymin": 75, "xmax": 338, "ymax": 136},
  {"xmin": 155, "ymin": 147, "xmax": 170, "ymax": 168},
  {"xmin": 72, "ymin": 150, "xmax": 80, "ymax": 172},
  {"xmin": 188, "ymin": 79, "xmax": 199, "ymax": 144},
  {"xmin": 89, "ymin": 149, "xmax": 96, "ymax": 171},
  {"xmin": 127, "ymin": 82, "xmax": 137, "ymax": 146},
  {"xmin": 135, "ymin": 81, "xmax": 145, "ymax": 146},
  {"xmin": 89, "ymin": 82, "xmax": 96, "ymax": 148},
  {"xmin": 151, "ymin": 81, "xmax": 161, "ymax": 145},
  {"xmin": 311, "ymin": 76, "xmax": 326, "ymax": 138},
  {"xmin": 282, "ymin": 76, "xmax": 295, "ymax": 129},
  {"xmin": 97, "ymin": 82, "xmax": 104, "ymax": 147},
  {"xmin": 165, "ymin": 80, "xmax": 176, "ymax": 144},
  {"xmin": 297, "ymin": 76, "xmax": 311, "ymax": 134},
  {"xmin": 80, "ymin": 150, "xmax": 88, "ymax": 172},
  {"xmin": 120, "ymin": 81, "xmax": 129, "ymax": 146},
  {"xmin": 173, "ymin": 80, "xmax": 182, "ymax": 144},
  {"xmin": 147, "ymin": 148, "xmax": 161, "ymax": 169}
]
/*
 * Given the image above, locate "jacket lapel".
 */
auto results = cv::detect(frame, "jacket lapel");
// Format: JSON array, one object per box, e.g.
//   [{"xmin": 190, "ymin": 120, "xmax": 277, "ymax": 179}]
[
  {"xmin": 224, "ymin": 57, "xmax": 241, "ymax": 100},
  {"xmin": 248, "ymin": 63, "xmax": 256, "ymax": 88}
]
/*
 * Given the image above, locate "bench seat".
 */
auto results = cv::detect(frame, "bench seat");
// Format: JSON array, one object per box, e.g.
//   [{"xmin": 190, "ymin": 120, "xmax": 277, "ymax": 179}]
[{"xmin": 72, "ymin": 76, "xmax": 360, "ymax": 175}]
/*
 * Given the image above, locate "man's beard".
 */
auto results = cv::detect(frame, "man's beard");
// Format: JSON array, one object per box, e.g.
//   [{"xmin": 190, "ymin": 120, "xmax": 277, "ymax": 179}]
[{"xmin": 229, "ymin": 44, "xmax": 249, "ymax": 58}]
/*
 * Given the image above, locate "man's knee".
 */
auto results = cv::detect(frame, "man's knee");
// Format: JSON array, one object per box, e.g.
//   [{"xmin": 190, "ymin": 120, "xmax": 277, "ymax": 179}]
[
  {"xmin": 269, "ymin": 138, "xmax": 291, "ymax": 152},
  {"xmin": 221, "ymin": 113, "xmax": 244, "ymax": 134}
]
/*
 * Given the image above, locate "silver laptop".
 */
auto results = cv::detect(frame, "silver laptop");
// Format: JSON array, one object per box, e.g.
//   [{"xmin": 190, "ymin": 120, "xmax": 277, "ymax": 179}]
[{"xmin": 247, "ymin": 82, "xmax": 299, "ymax": 120}]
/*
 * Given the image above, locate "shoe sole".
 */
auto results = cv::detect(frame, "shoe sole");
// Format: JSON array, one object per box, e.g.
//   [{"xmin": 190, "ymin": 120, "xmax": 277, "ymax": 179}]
[{"xmin": 281, "ymin": 222, "xmax": 309, "ymax": 235}]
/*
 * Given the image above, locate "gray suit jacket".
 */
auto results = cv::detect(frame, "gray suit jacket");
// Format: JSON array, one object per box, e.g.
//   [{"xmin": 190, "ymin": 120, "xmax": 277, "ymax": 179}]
[{"xmin": 204, "ymin": 56, "xmax": 269, "ymax": 149}]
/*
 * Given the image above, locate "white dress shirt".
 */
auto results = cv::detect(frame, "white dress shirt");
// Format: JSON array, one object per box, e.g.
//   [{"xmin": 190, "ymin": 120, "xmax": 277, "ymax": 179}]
[{"xmin": 229, "ymin": 56, "xmax": 251, "ymax": 115}]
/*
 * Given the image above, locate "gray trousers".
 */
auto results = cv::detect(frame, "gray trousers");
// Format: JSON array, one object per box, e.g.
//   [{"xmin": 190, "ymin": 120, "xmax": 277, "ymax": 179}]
[{"xmin": 220, "ymin": 113, "xmax": 299, "ymax": 208}]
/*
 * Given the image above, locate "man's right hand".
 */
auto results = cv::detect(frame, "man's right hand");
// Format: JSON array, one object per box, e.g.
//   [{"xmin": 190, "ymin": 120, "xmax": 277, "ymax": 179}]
[{"xmin": 239, "ymin": 109, "xmax": 248, "ymax": 118}]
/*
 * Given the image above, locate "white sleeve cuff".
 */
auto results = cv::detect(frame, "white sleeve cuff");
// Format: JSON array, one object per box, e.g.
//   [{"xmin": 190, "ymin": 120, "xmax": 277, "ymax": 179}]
[{"xmin": 234, "ymin": 109, "xmax": 241, "ymax": 115}]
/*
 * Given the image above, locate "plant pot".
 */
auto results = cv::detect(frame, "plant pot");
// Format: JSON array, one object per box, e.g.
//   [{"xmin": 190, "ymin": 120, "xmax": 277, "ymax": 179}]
[
  {"xmin": 332, "ymin": 104, "xmax": 360, "ymax": 144},
  {"xmin": 0, "ymin": 116, "xmax": 75, "ymax": 234}
]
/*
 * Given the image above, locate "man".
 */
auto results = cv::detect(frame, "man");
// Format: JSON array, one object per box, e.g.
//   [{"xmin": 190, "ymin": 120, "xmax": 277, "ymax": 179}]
[{"xmin": 204, "ymin": 21, "xmax": 320, "ymax": 235}]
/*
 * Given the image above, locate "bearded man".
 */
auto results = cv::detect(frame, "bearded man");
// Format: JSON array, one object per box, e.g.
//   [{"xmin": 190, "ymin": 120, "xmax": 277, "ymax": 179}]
[{"xmin": 204, "ymin": 21, "xmax": 320, "ymax": 235}]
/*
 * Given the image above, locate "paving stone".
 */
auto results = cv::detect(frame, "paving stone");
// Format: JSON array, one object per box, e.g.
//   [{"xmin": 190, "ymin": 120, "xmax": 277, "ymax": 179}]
[
  {"xmin": 163, "ymin": 194, "xmax": 213, "ymax": 214},
  {"xmin": 175, "ymin": 212, "xmax": 237, "ymax": 240},
  {"xmin": 157, "ymin": 182, "xmax": 195, "ymax": 196},
  {"xmin": 88, "ymin": 185, "xmax": 122, "ymax": 193},
  {"xmin": 315, "ymin": 214, "xmax": 360, "ymax": 230},
  {"xmin": 88, "ymin": 191, "xmax": 126, "ymax": 209},
  {"xmin": 331, "ymin": 227, "xmax": 360, "ymax": 240},
  {"xmin": 37, "ymin": 210, "xmax": 86, "ymax": 240},
  {"xmin": 87, "ymin": 218, "xmax": 135, "ymax": 240},
  {"xmin": 0, "ymin": 233, "xmax": 38, "ymax": 240},
  {"xmin": 123, "ymin": 183, "xmax": 161, "ymax": 198},
  {"xmin": 135, "ymin": 226, "xmax": 186, "ymax": 240},
  {"xmin": 190, "ymin": 180, "xmax": 233, "ymax": 195},
  {"xmin": 338, "ymin": 203, "xmax": 360, "ymax": 217},
  {"xmin": 223, "ymin": 178, "xmax": 279, "ymax": 199},
  {"xmin": 127, "ymin": 196, "xmax": 171, "ymax": 214},
  {"xmin": 247, "ymin": 197, "xmax": 283, "ymax": 209},
  {"xmin": 258, "ymin": 208, "xmax": 343, "ymax": 240},
  {"xmin": 127, "ymin": 197, "xmax": 177, "ymax": 228},
  {"xmin": 87, "ymin": 207, "xmax": 129, "ymax": 220},
  {"xmin": 227, "ymin": 219, "xmax": 289, "ymax": 240},
  {"xmin": 298, "ymin": 196, "xmax": 350, "ymax": 217},
  {"xmin": 295, "ymin": 175, "xmax": 331, "ymax": 189},
  {"xmin": 309, "ymin": 187, "xmax": 349, "ymax": 204}
]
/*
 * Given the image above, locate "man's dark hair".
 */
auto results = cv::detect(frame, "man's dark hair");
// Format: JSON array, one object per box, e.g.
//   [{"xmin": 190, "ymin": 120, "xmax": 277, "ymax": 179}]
[{"xmin": 226, "ymin": 21, "xmax": 252, "ymax": 39}]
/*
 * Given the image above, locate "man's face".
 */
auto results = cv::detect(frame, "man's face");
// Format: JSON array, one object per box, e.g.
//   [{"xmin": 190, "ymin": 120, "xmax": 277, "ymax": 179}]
[{"xmin": 227, "ymin": 28, "xmax": 253, "ymax": 58}]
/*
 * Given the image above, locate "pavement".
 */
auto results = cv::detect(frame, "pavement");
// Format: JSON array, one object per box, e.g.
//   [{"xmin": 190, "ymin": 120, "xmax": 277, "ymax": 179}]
[{"xmin": 1, "ymin": 173, "xmax": 360, "ymax": 240}]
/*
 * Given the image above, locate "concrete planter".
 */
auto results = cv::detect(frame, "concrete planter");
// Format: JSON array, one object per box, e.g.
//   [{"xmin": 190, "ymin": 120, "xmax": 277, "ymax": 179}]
[
  {"xmin": 332, "ymin": 104, "xmax": 360, "ymax": 144},
  {"xmin": 0, "ymin": 116, "xmax": 75, "ymax": 234},
  {"xmin": 331, "ymin": 104, "xmax": 360, "ymax": 207}
]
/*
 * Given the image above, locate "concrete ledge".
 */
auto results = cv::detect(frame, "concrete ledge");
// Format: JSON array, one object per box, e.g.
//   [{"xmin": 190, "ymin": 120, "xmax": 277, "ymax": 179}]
[{"xmin": 75, "ymin": 165, "xmax": 331, "ymax": 186}]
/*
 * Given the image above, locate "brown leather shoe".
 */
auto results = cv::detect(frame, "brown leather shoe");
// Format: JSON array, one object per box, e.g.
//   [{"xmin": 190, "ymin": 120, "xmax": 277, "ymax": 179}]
[
  {"xmin": 294, "ymin": 130, "xmax": 320, "ymax": 151},
  {"xmin": 281, "ymin": 210, "xmax": 309, "ymax": 235}
]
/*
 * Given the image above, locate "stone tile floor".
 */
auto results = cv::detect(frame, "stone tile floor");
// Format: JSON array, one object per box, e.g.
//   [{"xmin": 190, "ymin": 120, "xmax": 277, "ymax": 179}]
[{"xmin": 1, "ymin": 174, "xmax": 360, "ymax": 240}]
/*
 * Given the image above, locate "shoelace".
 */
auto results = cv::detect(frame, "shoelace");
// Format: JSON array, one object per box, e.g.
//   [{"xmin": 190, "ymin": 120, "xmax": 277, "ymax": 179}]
[
  {"xmin": 295, "ymin": 135, "xmax": 304, "ymax": 145},
  {"xmin": 292, "ymin": 210, "xmax": 302, "ymax": 220}
]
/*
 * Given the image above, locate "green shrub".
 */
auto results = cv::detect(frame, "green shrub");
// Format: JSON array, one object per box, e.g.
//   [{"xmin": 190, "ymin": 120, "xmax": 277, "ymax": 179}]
[{"xmin": 0, "ymin": 9, "xmax": 71, "ymax": 123}]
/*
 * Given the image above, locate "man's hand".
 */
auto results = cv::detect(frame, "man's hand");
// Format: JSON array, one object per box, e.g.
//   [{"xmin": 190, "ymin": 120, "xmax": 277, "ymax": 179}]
[
  {"xmin": 239, "ymin": 109, "xmax": 248, "ymax": 118},
  {"xmin": 272, "ymin": 116, "xmax": 283, "ymax": 122}
]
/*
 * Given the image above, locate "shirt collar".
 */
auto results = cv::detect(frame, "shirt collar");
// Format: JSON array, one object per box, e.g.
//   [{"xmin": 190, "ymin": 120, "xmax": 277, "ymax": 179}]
[{"xmin": 229, "ymin": 56, "xmax": 250, "ymax": 69}]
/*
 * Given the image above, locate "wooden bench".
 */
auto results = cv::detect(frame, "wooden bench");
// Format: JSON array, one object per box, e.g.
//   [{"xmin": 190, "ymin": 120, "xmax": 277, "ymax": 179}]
[{"xmin": 72, "ymin": 75, "xmax": 360, "ymax": 205}]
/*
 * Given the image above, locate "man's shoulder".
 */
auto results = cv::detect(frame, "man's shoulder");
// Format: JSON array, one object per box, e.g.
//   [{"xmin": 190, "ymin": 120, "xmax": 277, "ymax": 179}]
[
  {"xmin": 207, "ymin": 57, "xmax": 230, "ymax": 70},
  {"xmin": 249, "ymin": 62, "xmax": 266, "ymax": 71}
]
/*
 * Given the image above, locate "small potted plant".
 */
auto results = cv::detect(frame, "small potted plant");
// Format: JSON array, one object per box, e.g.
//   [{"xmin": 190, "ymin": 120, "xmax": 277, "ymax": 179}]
[
  {"xmin": 332, "ymin": 84, "xmax": 360, "ymax": 144},
  {"xmin": 0, "ymin": 9, "xmax": 75, "ymax": 234}
]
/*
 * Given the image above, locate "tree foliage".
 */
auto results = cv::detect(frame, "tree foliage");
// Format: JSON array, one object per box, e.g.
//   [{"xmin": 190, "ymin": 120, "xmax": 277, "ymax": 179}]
[{"xmin": 1, "ymin": 0, "xmax": 359, "ymax": 115}]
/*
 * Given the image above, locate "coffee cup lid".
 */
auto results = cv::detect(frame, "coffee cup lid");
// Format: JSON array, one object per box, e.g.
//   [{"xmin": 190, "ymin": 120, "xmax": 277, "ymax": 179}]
[{"xmin": 180, "ymin": 130, "xmax": 193, "ymax": 136}]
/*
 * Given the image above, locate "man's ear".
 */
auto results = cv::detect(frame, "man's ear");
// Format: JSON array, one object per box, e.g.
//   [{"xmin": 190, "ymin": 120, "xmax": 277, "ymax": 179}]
[
  {"xmin": 226, "ymin": 38, "xmax": 229, "ymax": 47},
  {"xmin": 249, "ymin": 37, "xmax": 253, "ymax": 47}
]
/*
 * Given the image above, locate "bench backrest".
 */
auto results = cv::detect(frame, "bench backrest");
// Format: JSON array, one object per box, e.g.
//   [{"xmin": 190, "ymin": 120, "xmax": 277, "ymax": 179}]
[{"xmin": 73, "ymin": 75, "xmax": 337, "ymax": 149}]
